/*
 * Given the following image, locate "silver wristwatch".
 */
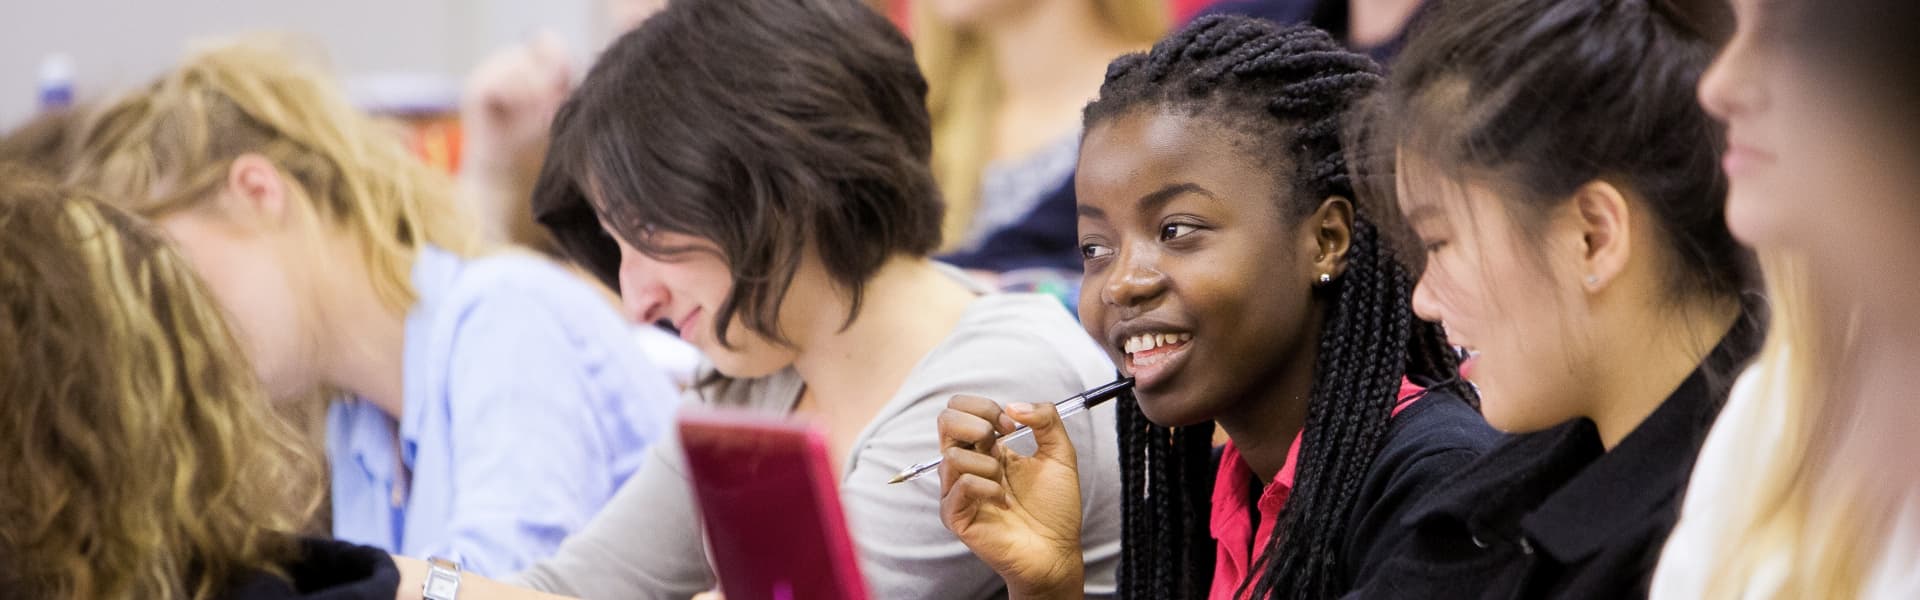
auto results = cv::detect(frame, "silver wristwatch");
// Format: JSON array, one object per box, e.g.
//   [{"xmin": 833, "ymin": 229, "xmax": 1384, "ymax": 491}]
[{"xmin": 422, "ymin": 556, "xmax": 462, "ymax": 600}]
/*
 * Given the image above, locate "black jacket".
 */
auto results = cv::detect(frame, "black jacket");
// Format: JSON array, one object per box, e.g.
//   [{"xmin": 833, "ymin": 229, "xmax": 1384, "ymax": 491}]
[
  {"xmin": 224, "ymin": 538, "xmax": 399, "ymax": 599},
  {"xmin": 1351, "ymin": 330, "xmax": 1756, "ymax": 600},
  {"xmin": 1219, "ymin": 387, "xmax": 1500, "ymax": 595},
  {"xmin": 1334, "ymin": 388, "xmax": 1502, "ymax": 588}
]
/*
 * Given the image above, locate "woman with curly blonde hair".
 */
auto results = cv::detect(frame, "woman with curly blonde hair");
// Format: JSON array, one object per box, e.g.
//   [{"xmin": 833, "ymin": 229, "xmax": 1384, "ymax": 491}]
[{"xmin": 0, "ymin": 168, "xmax": 397, "ymax": 599}]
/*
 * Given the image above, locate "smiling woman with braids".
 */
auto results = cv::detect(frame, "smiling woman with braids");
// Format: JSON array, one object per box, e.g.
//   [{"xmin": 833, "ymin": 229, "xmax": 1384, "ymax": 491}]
[{"xmin": 936, "ymin": 15, "xmax": 1498, "ymax": 600}]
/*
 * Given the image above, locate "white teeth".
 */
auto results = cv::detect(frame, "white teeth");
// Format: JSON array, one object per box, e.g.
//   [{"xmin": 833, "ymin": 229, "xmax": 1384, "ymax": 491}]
[{"xmin": 1123, "ymin": 332, "xmax": 1192, "ymax": 355}]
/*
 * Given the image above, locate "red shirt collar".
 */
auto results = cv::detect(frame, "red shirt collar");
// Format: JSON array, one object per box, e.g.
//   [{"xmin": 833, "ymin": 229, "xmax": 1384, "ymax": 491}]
[{"xmin": 1206, "ymin": 378, "xmax": 1426, "ymax": 600}]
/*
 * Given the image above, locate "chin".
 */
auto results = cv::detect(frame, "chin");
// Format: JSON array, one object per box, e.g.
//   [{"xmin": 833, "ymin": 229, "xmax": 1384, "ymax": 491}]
[
  {"xmin": 1723, "ymin": 187, "xmax": 1792, "ymax": 248},
  {"xmin": 1132, "ymin": 389, "xmax": 1211, "ymax": 429}
]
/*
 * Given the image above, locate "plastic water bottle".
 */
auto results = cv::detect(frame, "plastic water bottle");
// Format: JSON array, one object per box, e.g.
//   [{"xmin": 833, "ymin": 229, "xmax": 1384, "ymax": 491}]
[{"xmin": 38, "ymin": 53, "xmax": 74, "ymax": 110}]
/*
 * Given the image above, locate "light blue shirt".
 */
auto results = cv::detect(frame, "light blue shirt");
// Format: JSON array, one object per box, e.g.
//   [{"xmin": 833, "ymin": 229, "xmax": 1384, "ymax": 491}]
[{"xmin": 328, "ymin": 246, "xmax": 677, "ymax": 577}]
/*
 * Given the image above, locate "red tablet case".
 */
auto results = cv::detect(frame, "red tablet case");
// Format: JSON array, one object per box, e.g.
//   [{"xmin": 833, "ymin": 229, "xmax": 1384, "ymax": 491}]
[{"xmin": 679, "ymin": 411, "xmax": 871, "ymax": 600}]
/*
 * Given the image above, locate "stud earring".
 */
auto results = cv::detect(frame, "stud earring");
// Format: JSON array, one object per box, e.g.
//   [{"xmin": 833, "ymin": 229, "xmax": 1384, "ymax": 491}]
[
  {"xmin": 1319, "ymin": 273, "xmax": 1333, "ymax": 285},
  {"xmin": 1584, "ymin": 274, "xmax": 1599, "ymax": 285}
]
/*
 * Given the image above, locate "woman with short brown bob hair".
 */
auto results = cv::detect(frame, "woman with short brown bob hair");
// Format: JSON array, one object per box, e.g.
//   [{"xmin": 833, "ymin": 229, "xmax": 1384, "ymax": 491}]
[{"xmin": 504, "ymin": 0, "xmax": 1125, "ymax": 598}]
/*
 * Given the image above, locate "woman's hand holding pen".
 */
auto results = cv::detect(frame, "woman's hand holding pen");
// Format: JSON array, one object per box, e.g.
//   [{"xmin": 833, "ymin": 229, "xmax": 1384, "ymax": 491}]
[{"xmin": 937, "ymin": 396, "xmax": 1088, "ymax": 600}]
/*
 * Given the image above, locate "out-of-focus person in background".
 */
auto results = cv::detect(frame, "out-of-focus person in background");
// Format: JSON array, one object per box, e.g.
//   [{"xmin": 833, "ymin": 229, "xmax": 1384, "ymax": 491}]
[
  {"xmin": 457, "ymin": 30, "xmax": 573, "ymax": 258},
  {"xmin": 64, "ymin": 41, "xmax": 680, "ymax": 578},
  {"xmin": 457, "ymin": 2, "xmax": 702, "ymax": 386},
  {"xmin": 0, "ymin": 167, "xmax": 400, "ymax": 599},
  {"xmin": 921, "ymin": 0, "xmax": 1167, "ymax": 287},
  {"xmin": 1652, "ymin": 0, "xmax": 1920, "ymax": 597},
  {"xmin": 1196, "ymin": 0, "xmax": 1426, "ymax": 63}
]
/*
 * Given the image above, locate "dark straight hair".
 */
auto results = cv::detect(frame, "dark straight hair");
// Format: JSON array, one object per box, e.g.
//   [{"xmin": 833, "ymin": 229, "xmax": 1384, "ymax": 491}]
[
  {"xmin": 1086, "ymin": 15, "xmax": 1474, "ymax": 600},
  {"xmin": 1375, "ymin": 0, "xmax": 1764, "ymax": 395},
  {"xmin": 532, "ymin": 0, "xmax": 944, "ymax": 347},
  {"xmin": 1378, "ymin": 0, "xmax": 1751, "ymax": 306}
]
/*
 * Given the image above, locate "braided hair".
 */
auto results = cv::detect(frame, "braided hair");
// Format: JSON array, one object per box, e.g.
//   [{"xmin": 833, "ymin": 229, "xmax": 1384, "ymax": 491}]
[{"xmin": 1086, "ymin": 15, "xmax": 1474, "ymax": 600}]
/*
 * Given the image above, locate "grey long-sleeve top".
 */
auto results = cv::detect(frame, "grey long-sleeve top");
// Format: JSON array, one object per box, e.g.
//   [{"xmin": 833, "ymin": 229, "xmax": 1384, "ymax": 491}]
[{"xmin": 514, "ymin": 290, "xmax": 1124, "ymax": 600}]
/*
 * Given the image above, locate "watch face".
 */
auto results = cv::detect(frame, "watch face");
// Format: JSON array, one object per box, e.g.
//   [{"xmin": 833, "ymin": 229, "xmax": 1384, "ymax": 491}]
[{"xmin": 425, "ymin": 572, "xmax": 460, "ymax": 599}]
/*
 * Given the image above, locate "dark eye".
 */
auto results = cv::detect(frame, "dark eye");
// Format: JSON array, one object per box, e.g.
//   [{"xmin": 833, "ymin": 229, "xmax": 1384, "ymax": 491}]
[
  {"xmin": 1081, "ymin": 243, "xmax": 1114, "ymax": 260},
  {"xmin": 1160, "ymin": 223, "xmax": 1198, "ymax": 241}
]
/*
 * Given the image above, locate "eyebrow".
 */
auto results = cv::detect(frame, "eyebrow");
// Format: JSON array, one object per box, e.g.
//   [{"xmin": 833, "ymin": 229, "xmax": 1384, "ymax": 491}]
[{"xmin": 1077, "ymin": 182, "xmax": 1216, "ymax": 220}]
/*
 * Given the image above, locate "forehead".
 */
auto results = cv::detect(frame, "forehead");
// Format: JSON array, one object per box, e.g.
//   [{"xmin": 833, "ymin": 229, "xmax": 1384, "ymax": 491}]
[
  {"xmin": 1077, "ymin": 109, "xmax": 1282, "ymax": 203},
  {"xmin": 1393, "ymin": 152, "xmax": 1518, "ymax": 228}
]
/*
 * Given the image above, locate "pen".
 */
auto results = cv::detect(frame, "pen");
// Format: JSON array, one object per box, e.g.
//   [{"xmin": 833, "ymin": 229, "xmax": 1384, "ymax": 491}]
[{"xmin": 887, "ymin": 377, "xmax": 1135, "ymax": 485}]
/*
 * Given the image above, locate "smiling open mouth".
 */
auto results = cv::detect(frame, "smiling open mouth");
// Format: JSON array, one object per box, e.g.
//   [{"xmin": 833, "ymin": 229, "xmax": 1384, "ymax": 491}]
[{"xmin": 1122, "ymin": 332, "xmax": 1193, "ymax": 389}]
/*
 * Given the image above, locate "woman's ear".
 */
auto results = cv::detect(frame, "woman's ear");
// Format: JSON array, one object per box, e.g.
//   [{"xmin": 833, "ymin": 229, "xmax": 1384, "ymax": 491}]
[
  {"xmin": 1570, "ymin": 179, "xmax": 1632, "ymax": 293},
  {"xmin": 1309, "ymin": 195, "xmax": 1356, "ymax": 280},
  {"xmin": 216, "ymin": 153, "xmax": 291, "ymax": 230}
]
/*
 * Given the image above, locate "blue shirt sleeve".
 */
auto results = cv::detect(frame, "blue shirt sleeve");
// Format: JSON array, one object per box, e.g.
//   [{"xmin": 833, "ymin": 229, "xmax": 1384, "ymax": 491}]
[{"xmin": 416, "ymin": 291, "xmax": 670, "ymax": 576}]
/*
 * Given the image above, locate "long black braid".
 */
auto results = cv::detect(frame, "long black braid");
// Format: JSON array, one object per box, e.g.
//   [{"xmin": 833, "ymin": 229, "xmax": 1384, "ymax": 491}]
[{"xmin": 1086, "ymin": 16, "xmax": 1474, "ymax": 600}]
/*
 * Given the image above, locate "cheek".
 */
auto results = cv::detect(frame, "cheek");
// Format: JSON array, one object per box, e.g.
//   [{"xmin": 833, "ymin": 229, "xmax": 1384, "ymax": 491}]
[
  {"xmin": 1076, "ymin": 284, "xmax": 1121, "ymax": 366},
  {"xmin": 165, "ymin": 230, "xmax": 305, "ymax": 391},
  {"xmin": 1474, "ymin": 357, "xmax": 1581, "ymax": 434},
  {"xmin": 1725, "ymin": 120, "xmax": 1835, "ymax": 248},
  {"xmin": 1726, "ymin": 75, "xmax": 1877, "ymax": 249},
  {"xmin": 1418, "ymin": 255, "xmax": 1492, "ymax": 336},
  {"xmin": 1460, "ymin": 267, "xmax": 1588, "ymax": 433}
]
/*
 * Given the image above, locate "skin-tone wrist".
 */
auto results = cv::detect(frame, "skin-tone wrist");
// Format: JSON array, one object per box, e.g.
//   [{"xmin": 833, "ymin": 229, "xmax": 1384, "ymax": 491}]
[{"xmin": 1007, "ymin": 557, "xmax": 1086, "ymax": 600}]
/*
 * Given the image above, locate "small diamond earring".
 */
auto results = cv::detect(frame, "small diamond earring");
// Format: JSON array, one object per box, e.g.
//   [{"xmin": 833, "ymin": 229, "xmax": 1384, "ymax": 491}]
[
  {"xmin": 1584, "ymin": 274, "xmax": 1599, "ymax": 285},
  {"xmin": 1319, "ymin": 273, "xmax": 1333, "ymax": 285}
]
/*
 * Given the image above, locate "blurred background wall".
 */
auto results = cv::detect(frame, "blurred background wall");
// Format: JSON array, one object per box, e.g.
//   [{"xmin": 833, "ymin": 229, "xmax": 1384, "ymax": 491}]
[{"xmin": 0, "ymin": 0, "xmax": 604, "ymax": 128}]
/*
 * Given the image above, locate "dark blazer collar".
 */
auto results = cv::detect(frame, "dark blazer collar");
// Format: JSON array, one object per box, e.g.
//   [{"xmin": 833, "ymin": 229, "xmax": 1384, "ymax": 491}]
[
  {"xmin": 1401, "ymin": 418, "xmax": 1602, "ymax": 540},
  {"xmin": 1403, "ymin": 322, "xmax": 1756, "ymax": 557},
  {"xmin": 1519, "ymin": 367, "xmax": 1719, "ymax": 562}
]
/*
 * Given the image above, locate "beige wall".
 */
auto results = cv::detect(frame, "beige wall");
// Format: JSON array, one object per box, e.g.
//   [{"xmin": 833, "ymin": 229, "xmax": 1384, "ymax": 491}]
[{"xmin": 0, "ymin": 0, "xmax": 600, "ymax": 128}]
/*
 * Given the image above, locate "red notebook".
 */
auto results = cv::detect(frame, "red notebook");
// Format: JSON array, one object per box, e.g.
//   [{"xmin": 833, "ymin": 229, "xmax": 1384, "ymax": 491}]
[{"xmin": 679, "ymin": 410, "xmax": 870, "ymax": 600}]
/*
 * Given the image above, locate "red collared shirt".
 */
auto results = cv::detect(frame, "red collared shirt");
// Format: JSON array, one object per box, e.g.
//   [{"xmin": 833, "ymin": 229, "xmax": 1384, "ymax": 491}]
[{"xmin": 1207, "ymin": 379, "xmax": 1425, "ymax": 600}]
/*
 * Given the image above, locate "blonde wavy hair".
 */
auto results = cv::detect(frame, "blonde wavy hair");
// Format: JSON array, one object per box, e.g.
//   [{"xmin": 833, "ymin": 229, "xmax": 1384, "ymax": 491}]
[
  {"xmin": 0, "ymin": 168, "xmax": 321, "ymax": 599},
  {"xmin": 914, "ymin": 0, "xmax": 1167, "ymax": 248},
  {"xmin": 67, "ymin": 38, "xmax": 480, "ymax": 312},
  {"xmin": 1692, "ymin": 252, "xmax": 1898, "ymax": 598}
]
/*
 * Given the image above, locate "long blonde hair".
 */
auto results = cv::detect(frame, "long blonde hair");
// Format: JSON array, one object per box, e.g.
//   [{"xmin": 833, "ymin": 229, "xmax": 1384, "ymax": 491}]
[
  {"xmin": 914, "ymin": 0, "xmax": 1167, "ymax": 248},
  {"xmin": 1695, "ymin": 251, "xmax": 1896, "ymax": 598},
  {"xmin": 0, "ymin": 168, "xmax": 321, "ymax": 599},
  {"xmin": 67, "ymin": 39, "xmax": 480, "ymax": 312}
]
